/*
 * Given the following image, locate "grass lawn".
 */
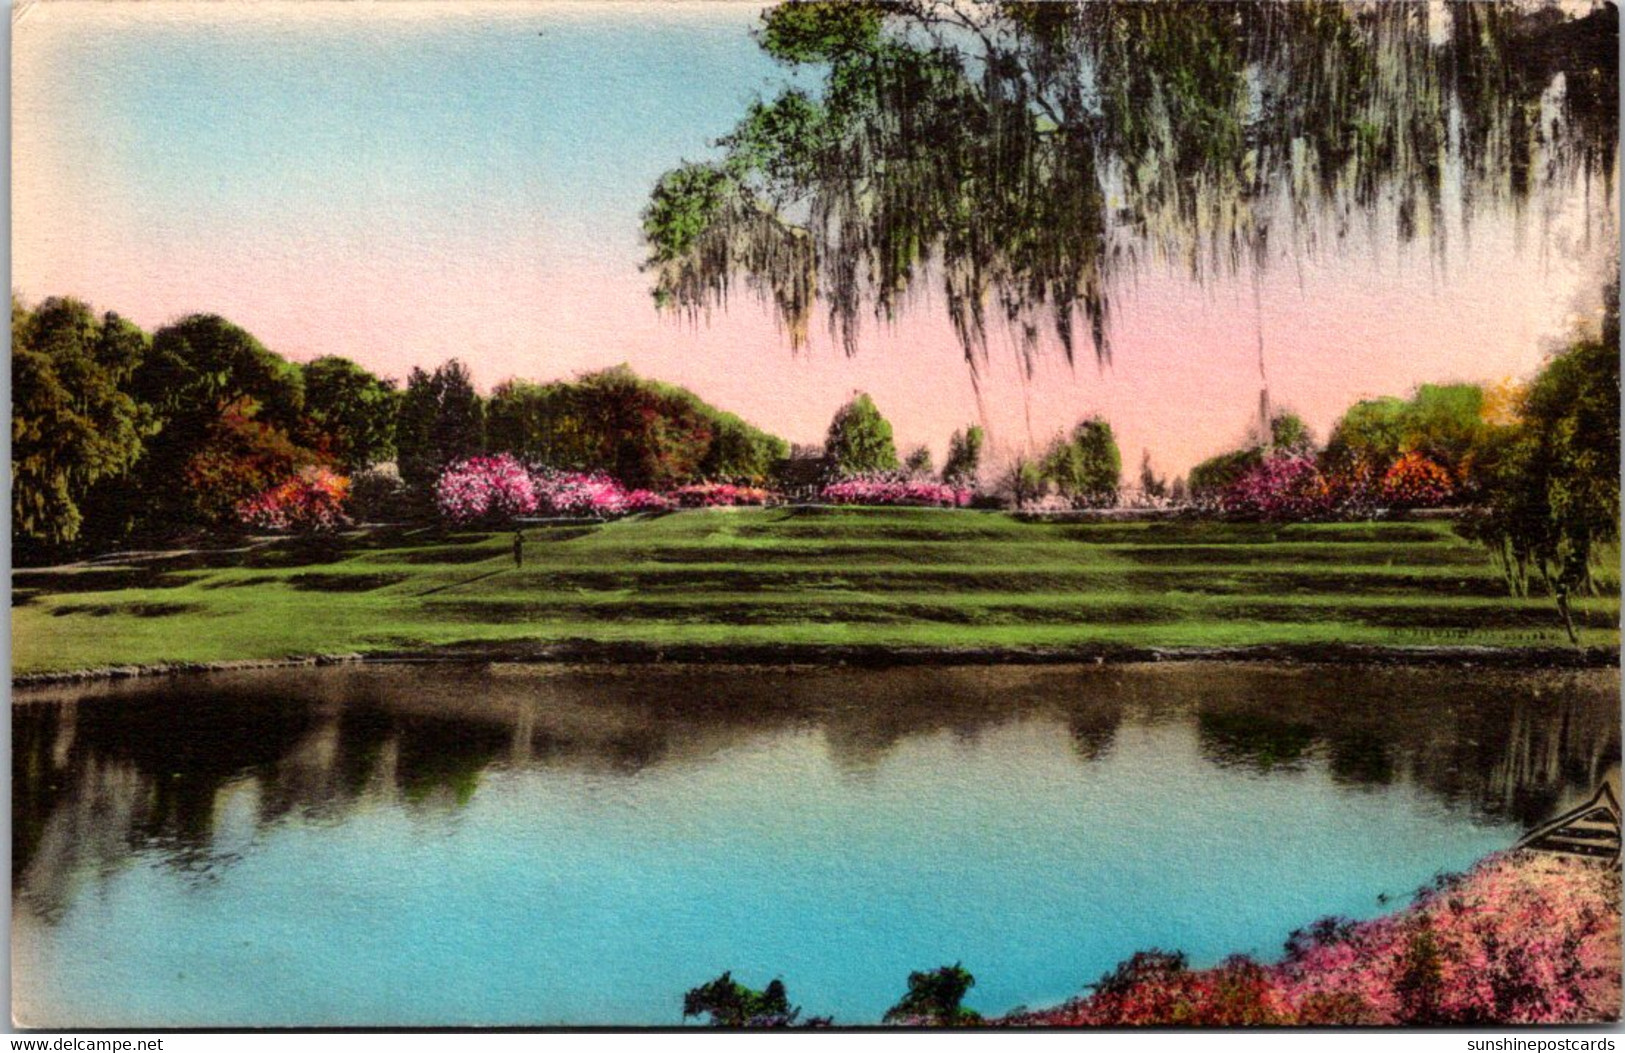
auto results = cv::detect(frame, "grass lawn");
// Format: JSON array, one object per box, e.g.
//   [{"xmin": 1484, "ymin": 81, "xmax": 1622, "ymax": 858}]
[{"xmin": 11, "ymin": 508, "xmax": 1620, "ymax": 675}]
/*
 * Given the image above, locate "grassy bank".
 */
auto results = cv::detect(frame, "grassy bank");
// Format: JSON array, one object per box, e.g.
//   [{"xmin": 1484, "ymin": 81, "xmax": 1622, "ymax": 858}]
[{"xmin": 11, "ymin": 508, "xmax": 1620, "ymax": 676}]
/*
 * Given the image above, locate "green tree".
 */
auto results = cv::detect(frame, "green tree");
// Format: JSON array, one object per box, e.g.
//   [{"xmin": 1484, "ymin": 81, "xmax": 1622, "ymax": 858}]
[
  {"xmin": 1138, "ymin": 449, "xmax": 1167, "ymax": 499},
  {"xmin": 1264, "ymin": 412, "xmax": 1315, "ymax": 455},
  {"xmin": 1460, "ymin": 324, "xmax": 1619, "ymax": 644},
  {"xmin": 395, "ymin": 360, "xmax": 486, "ymax": 493},
  {"xmin": 941, "ymin": 424, "xmax": 985, "ymax": 484},
  {"xmin": 682, "ymin": 972, "xmax": 802, "ymax": 1027},
  {"xmin": 882, "ymin": 963, "xmax": 981, "ymax": 1027},
  {"xmin": 1008, "ymin": 456, "xmax": 1046, "ymax": 507},
  {"xmin": 126, "ymin": 314, "xmax": 313, "ymax": 530},
  {"xmin": 1039, "ymin": 417, "xmax": 1121, "ymax": 503},
  {"xmin": 11, "ymin": 297, "xmax": 150, "ymax": 548},
  {"xmin": 644, "ymin": 2, "xmax": 1614, "ymax": 366},
  {"xmin": 1189, "ymin": 447, "xmax": 1263, "ymax": 496},
  {"xmin": 301, "ymin": 356, "xmax": 399, "ymax": 472},
  {"xmin": 1324, "ymin": 384, "xmax": 1485, "ymax": 481},
  {"xmin": 903, "ymin": 444, "xmax": 934, "ymax": 477},
  {"xmin": 133, "ymin": 314, "xmax": 306, "ymax": 433},
  {"xmin": 485, "ymin": 366, "xmax": 786, "ymax": 488},
  {"xmin": 824, "ymin": 393, "xmax": 898, "ymax": 476}
]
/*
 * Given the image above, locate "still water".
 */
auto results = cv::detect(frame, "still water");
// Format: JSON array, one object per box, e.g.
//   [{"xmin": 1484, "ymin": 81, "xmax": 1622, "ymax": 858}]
[{"xmin": 13, "ymin": 662, "xmax": 1619, "ymax": 1027}]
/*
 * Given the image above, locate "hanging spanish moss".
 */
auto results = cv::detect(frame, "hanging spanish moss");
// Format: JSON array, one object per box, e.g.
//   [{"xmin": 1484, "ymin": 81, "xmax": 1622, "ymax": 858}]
[{"xmin": 641, "ymin": 0, "xmax": 1618, "ymax": 371}]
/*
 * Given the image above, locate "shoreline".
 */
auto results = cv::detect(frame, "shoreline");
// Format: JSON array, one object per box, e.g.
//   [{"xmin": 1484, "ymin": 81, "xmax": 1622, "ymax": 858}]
[{"xmin": 12, "ymin": 639, "xmax": 1620, "ymax": 689}]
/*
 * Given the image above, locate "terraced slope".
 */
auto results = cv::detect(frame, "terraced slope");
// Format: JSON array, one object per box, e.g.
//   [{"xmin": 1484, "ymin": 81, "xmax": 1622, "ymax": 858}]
[{"xmin": 11, "ymin": 509, "xmax": 1619, "ymax": 675}]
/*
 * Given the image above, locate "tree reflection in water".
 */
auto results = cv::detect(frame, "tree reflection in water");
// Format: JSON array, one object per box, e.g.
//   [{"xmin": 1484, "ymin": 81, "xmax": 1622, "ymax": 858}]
[{"xmin": 13, "ymin": 663, "xmax": 1618, "ymax": 922}]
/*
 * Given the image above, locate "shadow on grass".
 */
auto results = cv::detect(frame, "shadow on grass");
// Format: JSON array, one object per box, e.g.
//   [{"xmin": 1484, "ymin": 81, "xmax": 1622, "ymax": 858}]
[
  {"xmin": 51, "ymin": 601, "xmax": 200, "ymax": 619},
  {"xmin": 413, "ymin": 569, "xmax": 509, "ymax": 598},
  {"xmin": 13, "ymin": 568, "xmax": 193, "ymax": 595},
  {"xmin": 287, "ymin": 573, "xmax": 410, "ymax": 593}
]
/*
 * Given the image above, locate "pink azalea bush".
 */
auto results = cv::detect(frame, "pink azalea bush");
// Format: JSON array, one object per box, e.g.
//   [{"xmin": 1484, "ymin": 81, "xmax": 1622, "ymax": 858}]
[
  {"xmin": 672, "ymin": 482, "xmax": 776, "ymax": 508},
  {"xmin": 821, "ymin": 477, "xmax": 973, "ymax": 508},
  {"xmin": 1003, "ymin": 852, "xmax": 1620, "ymax": 1027},
  {"xmin": 236, "ymin": 466, "xmax": 351, "ymax": 533},
  {"xmin": 524, "ymin": 468, "xmax": 673, "ymax": 517},
  {"xmin": 1222, "ymin": 454, "xmax": 1334, "ymax": 520},
  {"xmin": 434, "ymin": 454, "xmax": 538, "ymax": 524}
]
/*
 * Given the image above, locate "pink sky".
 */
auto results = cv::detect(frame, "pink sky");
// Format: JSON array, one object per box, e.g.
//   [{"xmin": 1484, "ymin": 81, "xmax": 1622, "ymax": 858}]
[{"xmin": 13, "ymin": 1, "xmax": 1617, "ymax": 478}]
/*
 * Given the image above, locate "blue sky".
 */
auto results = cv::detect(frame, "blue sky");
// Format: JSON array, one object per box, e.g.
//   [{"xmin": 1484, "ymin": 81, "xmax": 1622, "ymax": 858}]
[{"xmin": 13, "ymin": 2, "xmax": 1612, "ymax": 475}]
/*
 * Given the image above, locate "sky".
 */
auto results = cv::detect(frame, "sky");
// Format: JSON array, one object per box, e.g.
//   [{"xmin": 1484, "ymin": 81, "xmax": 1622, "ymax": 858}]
[{"xmin": 12, "ymin": 0, "xmax": 1617, "ymax": 477}]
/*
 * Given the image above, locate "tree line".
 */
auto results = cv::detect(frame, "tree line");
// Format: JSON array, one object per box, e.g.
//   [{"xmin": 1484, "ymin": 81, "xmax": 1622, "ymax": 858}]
[
  {"xmin": 11, "ymin": 297, "xmax": 801, "ymax": 558},
  {"xmin": 11, "ymin": 296, "xmax": 997, "ymax": 557}
]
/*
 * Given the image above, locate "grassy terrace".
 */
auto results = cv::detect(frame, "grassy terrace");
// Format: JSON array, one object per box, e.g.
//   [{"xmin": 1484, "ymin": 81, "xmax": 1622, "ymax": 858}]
[{"xmin": 11, "ymin": 508, "xmax": 1620, "ymax": 675}]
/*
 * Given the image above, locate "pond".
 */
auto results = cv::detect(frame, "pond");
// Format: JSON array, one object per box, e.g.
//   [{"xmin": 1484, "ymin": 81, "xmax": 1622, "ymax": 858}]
[{"xmin": 12, "ymin": 662, "xmax": 1619, "ymax": 1027}]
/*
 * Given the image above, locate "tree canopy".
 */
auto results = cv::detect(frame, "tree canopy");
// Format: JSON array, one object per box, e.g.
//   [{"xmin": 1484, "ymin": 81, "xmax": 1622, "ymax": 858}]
[
  {"xmin": 643, "ymin": 1, "xmax": 1617, "ymax": 370},
  {"xmin": 1324, "ymin": 383, "xmax": 1487, "ymax": 481},
  {"xmin": 824, "ymin": 392, "xmax": 899, "ymax": 475},
  {"xmin": 1460, "ymin": 312, "xmax": 1619, "ymax": 642},
  {"xmin": 682, "ymin": 972, "xmax": 805, "ymax": 1027},
  {"xmin": 1039, "ymin": 416, "xmax": 1121, "ymax": 501},
  {"xmin": 942, "ymin": 423, "xmax": 985, "ymax": 484},
  {"xmin": 301, "ymin": 356, "xmax": 400, "ymax": 473},
  {"xmin": 485, "ymin": 365, "xmax": 788, "ymax": 488},
  {"xmin": 395, "ymin": 360, "xmax": 486, "ymax": 493},
  {"xmin": 882, "ymin": 963, "xmax": 982, "ymax": 1026},
  {"xmin": 12, "ymin": 297, "xmax": 150, "ymax": 547}
]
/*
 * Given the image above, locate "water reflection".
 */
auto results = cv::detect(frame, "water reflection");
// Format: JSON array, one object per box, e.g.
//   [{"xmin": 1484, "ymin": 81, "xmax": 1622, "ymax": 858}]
[{"xmin": 16, "ymin": 662, "xmax": 1617, "ymax": 916}]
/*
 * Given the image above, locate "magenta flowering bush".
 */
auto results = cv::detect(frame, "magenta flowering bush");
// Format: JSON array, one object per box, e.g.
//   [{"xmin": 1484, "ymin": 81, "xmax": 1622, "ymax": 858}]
[
  {"xmin": 1274, "ymin": 852, "xmax": 1618, "ymax": 1024},
  {"xmin": 529, "ymin": 468, "xmax": 674, "ymax": 516},
  {"xmin": 1003, "ymin": 852, "xmax": 1620, "ymax": 1027},
  {"xmin": 531, "ymin": 469, "xmax": 623, "ymax": 516},
  {"xmin": 434, "ymin": 454, "xmax": 538, "ymax": 524},
  {"xmin": 1222, "ymin": 454, "xmax": 1333, "ymax": 520},
  {"xmin": 821, "ymin": 477, "xmax": 973, "ymax": 508},
  {"xmin": 621, "ymin": 488, "xmax": 675, "ymax": 513},
  {"xmin": 236, "ymin": 466, "xmax": 351, "ymax": 533},
  {"xmin": 672, "ymin": 482, "xmax": 776, "ymax": 508}
]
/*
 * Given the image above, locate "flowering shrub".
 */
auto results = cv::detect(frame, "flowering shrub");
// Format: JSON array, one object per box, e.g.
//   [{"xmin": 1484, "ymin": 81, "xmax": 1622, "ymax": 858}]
[
  {"xmin": 529, "ymin": 468, "xmax": 674, "ymax": 517},
  {"xmin": 349, "ymin": 463, "xmax": 411, "ymax": 522},
  {"xmin": 1003, "ymin": 852, "xmax": 1620, "ymax": 1026},
  {"xmin": 1046, "ymin": 952, "xmax": 1287, "ymax": 1026},
  {"xmin": 434, "ymin": 454, "xmax": 538, "ymax": 524},
  {"xmin": 672, "ymin": 482, "xmax": 776, "ymax": 507},
  {"xmin": 1223, "ymin": 454, "xmax": 1333, "ymax": 520},
  {"xmin": 621, "ymin": 488, "xmax": 675, "ymax": 513},
  {"xmin": 532, "ymin": 470, "xmax": 623, "ymax": 516},
  {"xmin": 1322, "ymin": 456, "xmax": 1385, "ymax": 517},
  {"xmin": 1380, "ymin": 452, "xmax": 1455, "ymax": 509},
  {"xmin": 236, "ymin": 466, "xmax": 351, "ymax": 533},
  {"xmin": 821, "ymin": 478, "xmax": 973, "ymax": 508}
]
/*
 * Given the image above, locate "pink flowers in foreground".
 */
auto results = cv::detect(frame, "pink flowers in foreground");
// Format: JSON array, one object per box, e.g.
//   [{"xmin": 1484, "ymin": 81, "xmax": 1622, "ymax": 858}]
[
  {"xmin": 821, "ymin": 478, "xmax": 973, "ymax": 508},
  {"xmin": 1006, "ymin": 851, "xmax": 1621, "ymax": 1026},
  {"xmin": 434, "ymin": 454, "xmax": 538, "ymax": 524},
  {"xmin": 237, "ymin": 466, "xmax": 351, "ymax": 533}
]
